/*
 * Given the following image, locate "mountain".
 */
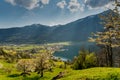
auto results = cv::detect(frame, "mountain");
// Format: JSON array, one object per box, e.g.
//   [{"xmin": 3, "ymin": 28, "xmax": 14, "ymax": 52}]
[
  {"xmin": 0, "ymin": 11, "xmax": 106, "ymax": 44},
  {"xmin": 49, "ymin": 15, "xmax": 103, "ymax": 42}
]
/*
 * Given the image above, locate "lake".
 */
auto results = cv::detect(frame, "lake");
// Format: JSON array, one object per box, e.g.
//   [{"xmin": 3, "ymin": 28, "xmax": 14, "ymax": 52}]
[{"xmin": 53, "ymin": 42, "xmax": 98, "ymax": 61}]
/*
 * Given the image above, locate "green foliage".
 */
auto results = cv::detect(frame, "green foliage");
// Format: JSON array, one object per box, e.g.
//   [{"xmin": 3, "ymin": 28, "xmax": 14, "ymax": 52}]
[
  {"xmin": 0, "ymin": 48, "xmax": 17, "ymax": 63},
  {"xmin": 85, "ymin": 53, "xmax": 97, "ymax": 68},
  {"xmin": 106, "ymin": 73, "xmax": 120, "ymax": 80},
  {"xmin": 72, "ymin": 50, "xmax": 97, "ymax": 70},
  {"xmin": 16, "ymin": 52, "xmax": 32, "ymax": 59}
]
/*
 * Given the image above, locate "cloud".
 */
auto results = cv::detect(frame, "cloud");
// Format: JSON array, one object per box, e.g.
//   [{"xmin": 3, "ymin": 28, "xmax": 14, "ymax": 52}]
[
  {"xmin": 5, "ymin": 0, "xmax": 50, "ymax": 10},
  {"xmin": 84, "ymin": 0, "xmax": 113, "ymax": 9},
  {"xmin": 41, "ymin": 0, "xmax": 49, "ymax": 5},
  {"xmin": 67, "ymin": 0, "xmax": 84, "ymax": 12},
  {"xmin": 57, "ymin": 0, "xmax": 67, "ymax": 9},
  {"xmin": 5, "ymin": 0, "xmax": 16, "ymax": 5}
]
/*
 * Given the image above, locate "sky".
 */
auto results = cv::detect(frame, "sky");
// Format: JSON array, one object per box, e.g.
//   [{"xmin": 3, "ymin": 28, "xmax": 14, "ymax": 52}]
[{"xmin": 0, "ymin": 0, "xmax": 114, "ymax": 28}]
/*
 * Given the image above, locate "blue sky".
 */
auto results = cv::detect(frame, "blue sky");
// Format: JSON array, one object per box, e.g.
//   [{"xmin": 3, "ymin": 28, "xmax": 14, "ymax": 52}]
[{"xmin": 0, "ymin": 0, "xmax": 113, "ymax": 28}]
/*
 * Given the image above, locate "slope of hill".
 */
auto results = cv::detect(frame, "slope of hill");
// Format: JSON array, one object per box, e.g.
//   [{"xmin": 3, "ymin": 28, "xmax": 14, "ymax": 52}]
[
  {"xmin": 0, "ymin": 58, "xmax": 120, "ymax": 80},
  {"xmin": 0, "ymin": 24, "xmax": 52, "ymax": 44},
  {"xmin": 61, "ymin": 67, "xmax": 120, "ymax": 80},
  {"xmin": 0, "ymin": 11, "xmax": 106, "ymax": 44},
  {"xmin": 49, "ymin": 14, "xmax": 103, "ymax": 42}
]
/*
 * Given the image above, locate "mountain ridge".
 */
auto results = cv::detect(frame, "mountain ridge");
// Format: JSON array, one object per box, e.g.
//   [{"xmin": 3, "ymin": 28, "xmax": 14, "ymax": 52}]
[{"xmin": 0, "ymin": 10, "xmax": 108, "ymax": 44}]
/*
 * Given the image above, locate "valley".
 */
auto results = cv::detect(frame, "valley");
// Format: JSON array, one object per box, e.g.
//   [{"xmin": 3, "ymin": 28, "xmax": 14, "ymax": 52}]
[
  {"xmin": 0, "ymin": 2, "xmax": 120, "ymax": 79},
  {"xmin": 0, "ymin": 41, "xmax": 96, "ymax": 60}
]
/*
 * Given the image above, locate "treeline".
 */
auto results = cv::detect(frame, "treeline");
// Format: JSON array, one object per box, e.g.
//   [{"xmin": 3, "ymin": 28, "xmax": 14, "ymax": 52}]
[{"xmin": 72, "ymin": 47, "xmax": 120, "ymax": 70}]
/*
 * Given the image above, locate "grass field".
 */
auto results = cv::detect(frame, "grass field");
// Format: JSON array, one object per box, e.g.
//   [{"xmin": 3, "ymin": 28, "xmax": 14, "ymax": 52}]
[
  {"xmin": 1, "ymin": 60, "xmax": 120, "ymax": 80},
  {"xmin": 60, "ymin": 67, "xmax": 120, "ymax": 80},
  {"xmin": 0, "ymin": 44, "xmax": 120, "ymax": 80},
  {"xmin": 0, "ymin": 59, "xmax": 64, "ymax": 80}
]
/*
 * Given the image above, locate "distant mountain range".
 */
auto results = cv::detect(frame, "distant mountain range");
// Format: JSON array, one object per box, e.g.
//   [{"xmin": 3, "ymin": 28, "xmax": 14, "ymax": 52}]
[{"xmin": 0, "ymin": 11, "xmax": 108, "ymax": 44}]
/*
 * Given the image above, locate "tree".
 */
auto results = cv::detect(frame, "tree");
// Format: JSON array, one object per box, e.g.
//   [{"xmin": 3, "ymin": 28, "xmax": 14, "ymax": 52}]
[
  {"xmin": 16, "ymin": 59, "xmax": 35, "ymax": 77},
  {"xmin": 35, "ymin": 50, "xmax": 53, "ymax": 77},
  {"xmin": 89, "ymin": 0, "xmax": 120, "ymax": 67},
  {"xmin": 72, "ymin": 49, "xmax": 87, "ymax": 70},
  {"xmin": 0, "ymin": 48, "xmax": 17, "ymax": 63}
]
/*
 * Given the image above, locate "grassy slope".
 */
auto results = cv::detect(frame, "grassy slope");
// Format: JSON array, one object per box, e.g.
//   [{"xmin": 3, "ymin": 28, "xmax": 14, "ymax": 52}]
[
  {"xmin": 0, "ymin": 58, "xmax": 120, "ymax": 80},
  {"xmin": 61, "ymin": 67, "xmax": 120, "ymax": 80},
  {"xmin": 0, "ymin": 59, "xmax": 66, "ymax": 80},
  {"xmin": 0, "ymin": 43, "xmax": 120, "ymax": 80},
  {"xmin": 1, "ymin": 63, "xmax": 120, "ymax": 80}
]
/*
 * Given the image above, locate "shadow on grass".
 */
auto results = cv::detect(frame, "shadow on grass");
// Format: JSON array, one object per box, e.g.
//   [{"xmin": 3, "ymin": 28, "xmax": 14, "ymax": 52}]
[
  {"xmin": 22, "ymin": 76, "xmax": 41, "ymax": 80},
  {"xmin": 7, "ymin": 74, "xmax": 48, "ymax": 80},
  {"xmin": 7, "ymin": 74, "xmax": 20, "ymax": 77}
]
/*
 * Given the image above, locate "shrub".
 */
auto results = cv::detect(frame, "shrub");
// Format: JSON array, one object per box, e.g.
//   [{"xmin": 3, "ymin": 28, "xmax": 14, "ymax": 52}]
[
  {"xmin": 85, "ymin": 53, "xmax": 97, "ymax": 68},
  {"xmin": 72, "ymin": 49, "xmax": 97, "ymax": 70}
]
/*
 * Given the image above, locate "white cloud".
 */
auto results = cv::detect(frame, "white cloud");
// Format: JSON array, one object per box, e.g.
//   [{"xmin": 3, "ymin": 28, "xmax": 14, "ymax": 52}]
[
  {"xmin": 57, "ymin": 0, "xmax": 67, "ymax": 9},
  {"xmin": 84, "ymin": 0, "xmax": 113, "ymax": 9},
  {"xmin": 5, "ymin": 0, "xmax": 50, "ymax": 10},
  {"xmin": 67, "ymin": 0, "xmax": 84, "ymax": 12},
  {"xmin": 5, "ymin": 0, "xmax": 16, "ymax": 5},
  {"xmin": 41, "ymin": 0, "xmax": 49, "ymax": 5}
]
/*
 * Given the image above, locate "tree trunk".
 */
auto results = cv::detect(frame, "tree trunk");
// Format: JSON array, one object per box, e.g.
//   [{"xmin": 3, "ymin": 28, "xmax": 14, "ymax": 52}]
[
  {"xmin": 106, "ymin": 45, "xmax": 110, "ymax": 67},
  {"xmin": 109, "ymin": 46, "xmax": 113, "ymax": 67},
  {"xmin": 105, "ymin": 47, "xmax": 108, "ymax": 66},
  {"xmin": 106, "ymin": 45, "xmax": 113, "ymax": 67},
  {"xmin": 40, "ymin": 70, "xmax": 43, "ymax": 77}
]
